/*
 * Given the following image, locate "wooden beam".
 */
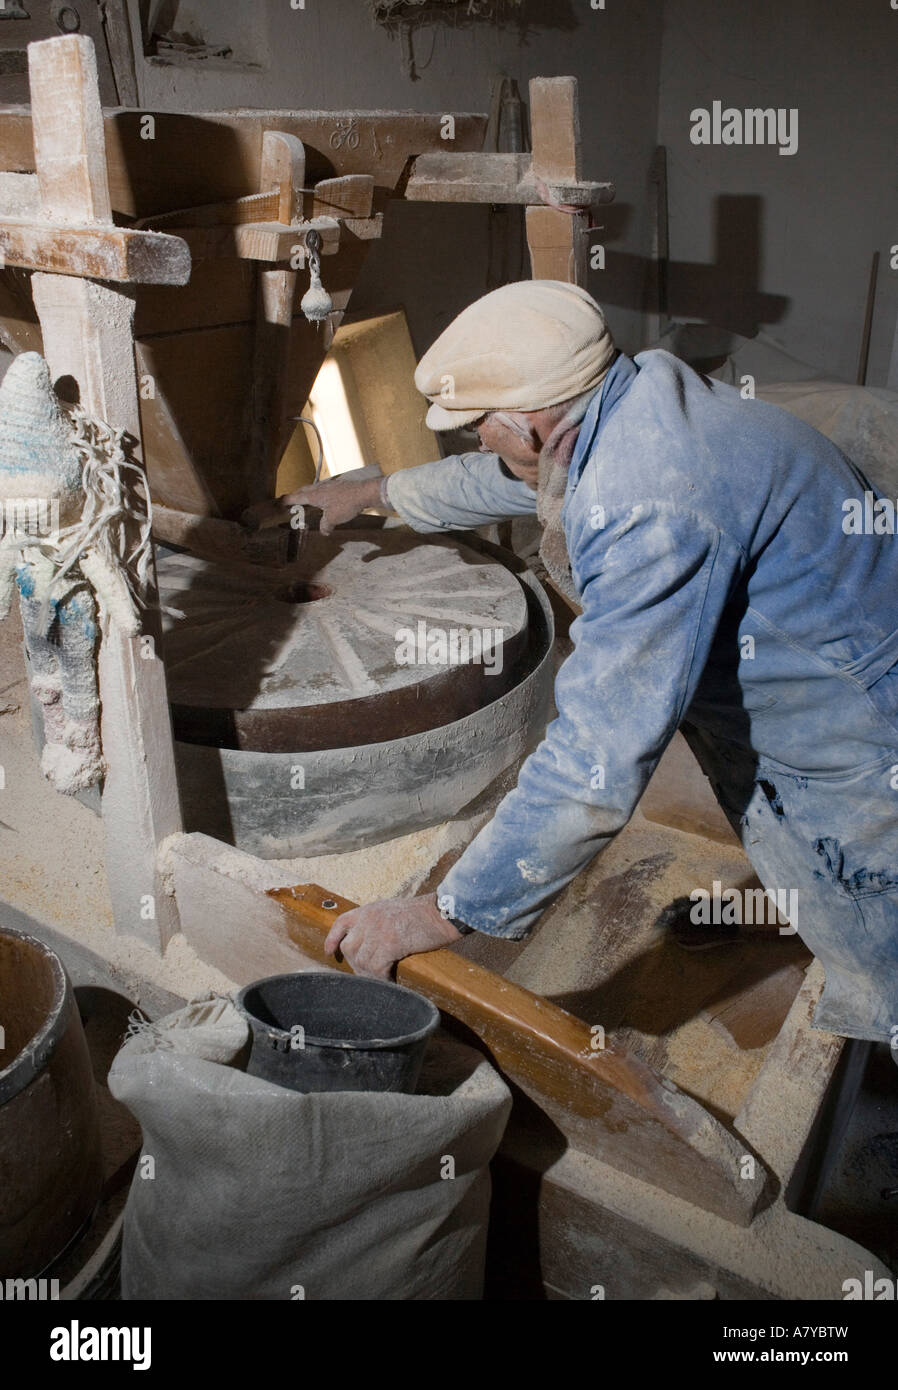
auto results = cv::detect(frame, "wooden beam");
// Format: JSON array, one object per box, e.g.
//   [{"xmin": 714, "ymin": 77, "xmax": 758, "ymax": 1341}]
[
  {"xmin": 404, "ymin": 152, "xmax": 612, "ymax": 207},
  {"xmin": 268, "ymin": 882, "xmax": 769, "ymax": 1228},
  {"xmin": 260, "ymin": 130, "xmax": 306, "ymax": 225},
  {"xmin": 525, "ymin": 205, "xmax": 589, "ymax": 286},
  {"xmin": 0, "ymin": 218, "xmax": 190, "ymax": 283},
  {"xmin": 29, "ymin": 36, "xmax": 112, "ymax": 225},
  {"xmin": 99, "ymin": 0, "xmax": 140, "ymax": 109},
  {"xmin": 312, "ymin": 175, "xmax": 375, "ymax": 220},
  {"xmin": 0, "ymin": 109, "xmax": 490, "ymax": 219},
  {"xmin": 151, "ymin": 503, "xmax": 292, "ymax": 566},
  {"xmin": 26, "ymin": 34, "xmax": 182, "ymax": 951},
  {"xmin": 529, "ymin": 76, "xmax": 582, "ymax": 184},
  {"xmin": 136, "ymin": 191, "xmax": 282, "ymax": 230},
  {"xmin": 176, "ymin": 218, "xmax": 341, "ymax": 264}
]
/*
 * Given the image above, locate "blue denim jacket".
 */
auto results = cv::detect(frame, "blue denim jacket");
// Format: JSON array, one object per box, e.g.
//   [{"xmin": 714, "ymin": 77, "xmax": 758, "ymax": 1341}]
[{"xmin": 387, "ymin": 351, "xmax": 898, "ymax": 1040}]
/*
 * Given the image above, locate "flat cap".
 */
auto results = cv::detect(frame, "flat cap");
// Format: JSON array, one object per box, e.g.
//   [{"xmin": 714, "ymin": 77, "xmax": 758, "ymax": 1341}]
[{"xmin": 415, "ymin": 279, "xmax": 616, "ymax": 430}]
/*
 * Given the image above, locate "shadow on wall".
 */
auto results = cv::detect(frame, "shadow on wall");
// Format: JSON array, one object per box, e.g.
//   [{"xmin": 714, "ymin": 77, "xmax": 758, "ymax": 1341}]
[
  {"xmin": 663, "ymin": 194, "xmax": 789, "ymax": 336},
  {"xmin": 351, "ymin": 192, "xmax": 790, "ymax": 370}
]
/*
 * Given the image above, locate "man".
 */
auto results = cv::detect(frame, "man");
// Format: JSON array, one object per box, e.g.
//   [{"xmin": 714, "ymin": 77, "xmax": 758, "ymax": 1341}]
[{"xmin": 254, "ymin": 281, "xmax": 898, "ymax": 1043}]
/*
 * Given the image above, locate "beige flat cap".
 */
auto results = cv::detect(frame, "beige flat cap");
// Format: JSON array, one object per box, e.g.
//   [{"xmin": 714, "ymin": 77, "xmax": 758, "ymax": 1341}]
[{"xmin": 415, "ymin": 279, "xmax": 616, "ymax": 431}]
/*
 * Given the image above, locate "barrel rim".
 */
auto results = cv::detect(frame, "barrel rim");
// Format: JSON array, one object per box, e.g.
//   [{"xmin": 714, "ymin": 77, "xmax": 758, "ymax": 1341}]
[{"xmin": 0, "ymin": 925, "xmax": 70, "ymax": 1105}]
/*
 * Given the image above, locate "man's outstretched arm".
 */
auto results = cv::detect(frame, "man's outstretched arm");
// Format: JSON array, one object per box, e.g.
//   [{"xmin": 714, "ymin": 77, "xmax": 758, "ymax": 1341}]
[
  {"xmin": 244, "ymin": 453, "xmax": 538, "ymax": 535},
  {"xmin": 437, "ymin": 502, "xmax": 746, "ymax": 937}
]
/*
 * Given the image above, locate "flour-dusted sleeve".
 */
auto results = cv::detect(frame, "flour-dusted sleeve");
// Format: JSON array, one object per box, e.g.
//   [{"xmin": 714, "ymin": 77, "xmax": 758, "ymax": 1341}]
[
  {"xmin": 384, "ymin": 452, "xmax": 538, "ymax": 532},
  {"xmin": 436, "ymin": 502, "xmax": 747, "ymax": 937}
]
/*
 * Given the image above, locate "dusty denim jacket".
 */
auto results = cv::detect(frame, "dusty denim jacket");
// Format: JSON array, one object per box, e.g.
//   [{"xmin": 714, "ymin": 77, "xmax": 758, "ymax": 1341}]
[{"xmin": 386, "ymin": 350, "xmax": 898, "ymax": 1040}]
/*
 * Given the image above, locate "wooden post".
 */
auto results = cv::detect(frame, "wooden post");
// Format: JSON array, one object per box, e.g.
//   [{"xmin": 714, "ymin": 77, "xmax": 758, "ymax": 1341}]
[
  {"xmin": 246, "ymin": 132, "xmax": 306, "ymax": 503},
  {"xmin": 526, "ymin": 77, "xmax": 589, "ymax": 287},
  {"xmin": 26, "ymin": 35, "xmax": 183, "ymax": 950}
]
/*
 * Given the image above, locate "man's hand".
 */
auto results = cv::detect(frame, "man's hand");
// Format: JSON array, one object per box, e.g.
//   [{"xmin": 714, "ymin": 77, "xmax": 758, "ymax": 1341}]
[
  {"xmin": 242, "ymin": 471, "xmax": 385, "ymax": 536},
  {"xmin": 324, "ymin": 893, "xmax": 464, "ymax": 979}
]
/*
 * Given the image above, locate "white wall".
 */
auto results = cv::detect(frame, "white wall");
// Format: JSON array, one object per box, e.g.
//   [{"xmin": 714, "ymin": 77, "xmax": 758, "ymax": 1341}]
[
  {"xmin": 125, "ymin": 0, "xmax": 664, "ymax": 357},
  {"xmin": 657, "ymin": 0, "xmax": 898, "ymax": 384}
]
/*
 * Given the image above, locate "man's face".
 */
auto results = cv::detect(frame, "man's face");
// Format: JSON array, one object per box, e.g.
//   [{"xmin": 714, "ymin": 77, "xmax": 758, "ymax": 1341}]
[{"xmin": 473, "ymin": 411, "xmax": 542, "ymax": 489}]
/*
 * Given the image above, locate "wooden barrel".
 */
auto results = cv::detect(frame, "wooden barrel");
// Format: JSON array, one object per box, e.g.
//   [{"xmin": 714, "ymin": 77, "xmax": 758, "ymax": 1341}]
[{"xmin": 0, "ymin": 926, "xmax": 103, "ymax": 1278}]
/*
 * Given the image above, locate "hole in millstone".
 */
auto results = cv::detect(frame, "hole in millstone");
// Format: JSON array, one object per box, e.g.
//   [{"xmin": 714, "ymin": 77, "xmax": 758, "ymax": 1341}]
[{"xmin": 274, "ymin": 581, "xmax": 333, "ymax": 604}]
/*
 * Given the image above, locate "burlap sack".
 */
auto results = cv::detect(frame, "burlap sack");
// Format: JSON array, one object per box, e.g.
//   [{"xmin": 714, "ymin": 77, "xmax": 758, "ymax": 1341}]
[{"xmin": 108, "ymin": 994, "xmax": 511, "ymax": 1301}]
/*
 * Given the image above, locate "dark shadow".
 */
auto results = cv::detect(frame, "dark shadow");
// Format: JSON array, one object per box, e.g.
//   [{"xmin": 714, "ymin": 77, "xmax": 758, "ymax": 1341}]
[
  {"xmin": 438, "ymin": 1009, "xmax": 567, "ymax": 1300},
  {"xmin": 661, "ymin": 194, "xmax": 789, "ymax": 336},
  {"xmin": 549, "ymin": 887, "xmax": 812, "ymax": 1040}
]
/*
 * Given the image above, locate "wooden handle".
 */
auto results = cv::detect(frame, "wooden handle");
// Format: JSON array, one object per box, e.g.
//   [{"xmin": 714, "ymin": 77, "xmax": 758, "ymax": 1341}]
[{"xmin": 269, "ymin": 883, "xmax": 768, "ymax": 1226}]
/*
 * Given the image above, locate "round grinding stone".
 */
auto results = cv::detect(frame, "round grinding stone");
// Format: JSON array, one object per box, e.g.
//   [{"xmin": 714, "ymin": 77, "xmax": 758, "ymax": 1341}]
[{"xmin": 158, "ymin": 531, "xmax": 531, "ymax": 752}]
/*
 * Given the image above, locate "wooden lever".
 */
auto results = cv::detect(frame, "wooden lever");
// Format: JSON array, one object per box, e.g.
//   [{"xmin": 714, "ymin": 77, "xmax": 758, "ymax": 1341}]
[{"xmin": 269, "ymin": 882, "xmax": 768, "ymax": 1226}]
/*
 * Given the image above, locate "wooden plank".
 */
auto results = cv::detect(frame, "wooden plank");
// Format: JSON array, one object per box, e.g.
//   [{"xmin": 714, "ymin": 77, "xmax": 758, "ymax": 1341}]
[
  {"xmin": 164, "ymin": 833, "xmax": 323, "ymax": 983},
  {"xmin": 151, "ymin": 503, "xmax": 291, "ymax": 566},
  {"xmin": 134, "ymin": 258, "xmax": 255, "ymax": 336},
  {"xmin": 0, "ymin": 218, "xmax": 190, "ymax": 283},
  {"xmin": 735, "ymin": 960, "xmax": 845, "ymax": 1186},
  {"xmin": 405, "ymin": 151, "xmax": 612, "ymax": 207},
  {"xmin": 247, "ymin": 268, "xmax": 298, "ymax": 504},
  {"xmin": 133, "ymin": 340, "xmax": 222, "ymax": 514},
  {"xmin": 135, "ymin": 324, "xmax": 254, "ymax": 518},
  {"xmin": 261, "ymin": 130, "xmax": 306, "ymax": 225},
  {"xmin": 313, "ymin": 175, "xmax": 375, "ymax": 220},
  {"xmin": 175, "ymin": 218, "xmax": 340, "ymax": 264},
  {"xmin": 529, "ymin": 76, "xmax": 581, "ymax": 182},
  {"xmin": 268, "ymin": 882, "xmax": 769, "ymax": 1227},
  {"xmin": 242, "ymin": 134, "xmax": 309, "ymax": 500},
  {"xmin": 136, "ymin": 191, "xmax": 281, "ymax": 230},
  {"xmin": 28, "ymin": 36, "xmax": 112, "ymax": 225},
  {"xmin": 96, "ymin": 110, "xmax": 490, "ymax": 219},
  {"xmin": 98, "ymin": 0, "xmax": 139, "ymax": 109},
  {"xmin": 525, "ymin": 205, "xmax": 589, "ymax": 285}
]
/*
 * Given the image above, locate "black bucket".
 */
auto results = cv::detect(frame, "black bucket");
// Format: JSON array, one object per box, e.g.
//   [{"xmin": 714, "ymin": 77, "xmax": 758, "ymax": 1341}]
[{"xmin": 235, "ymin": 971, "xmax": 440, "ymax": 1094}]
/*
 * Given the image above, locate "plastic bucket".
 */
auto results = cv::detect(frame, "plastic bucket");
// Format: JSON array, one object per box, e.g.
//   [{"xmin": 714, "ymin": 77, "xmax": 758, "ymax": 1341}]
[{"xmin": 235, "ymin": 971, "xmax": 440, "ymax": 1094}]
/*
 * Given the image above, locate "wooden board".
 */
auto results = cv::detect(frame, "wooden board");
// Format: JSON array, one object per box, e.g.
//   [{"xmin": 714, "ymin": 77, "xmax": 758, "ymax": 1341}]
[
  {"xmin": 29, "ymin": 37, "xmax": 112, "ymax": 225},
  {"xmin": 133, "ymin": 259, "xmax": 256, "ymax": 336},
  {"xmin": 529, "ymin": 76, "xmax": 582, "ymax": 183},
  {"xmin": 135, "ymin": 324, "xmax": 254, "ymax": 518},
  {"xmin": 0, "ymin": 217, "xmax": 190, "ymax": 283},
  {"xmin": 405, "ymin": 151, "xmax": 612, "ymax": 207},
  {"xmin": 525, "ymin": 205, "xmax": 589, "ymax": 285},
  {"xmin": 0, "ymin": 108, "xmax": 489, "ymax": 218}
]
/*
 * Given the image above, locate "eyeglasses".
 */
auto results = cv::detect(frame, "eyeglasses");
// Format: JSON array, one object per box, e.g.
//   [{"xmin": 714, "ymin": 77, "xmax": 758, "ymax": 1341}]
[{"xmin": 471, "ymin": 410, "xmax": 534, "ymax": 442}]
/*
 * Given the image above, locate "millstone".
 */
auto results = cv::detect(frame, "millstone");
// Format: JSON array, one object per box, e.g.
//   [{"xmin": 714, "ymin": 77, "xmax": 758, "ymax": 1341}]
[{"xmin": 158, "ymin": 531, "xmax": 530, "ymax": 753}]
